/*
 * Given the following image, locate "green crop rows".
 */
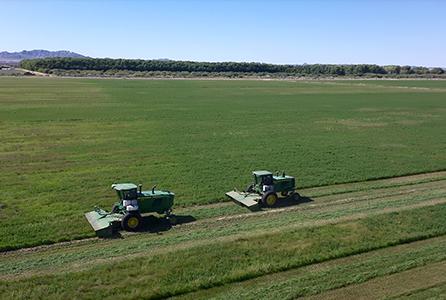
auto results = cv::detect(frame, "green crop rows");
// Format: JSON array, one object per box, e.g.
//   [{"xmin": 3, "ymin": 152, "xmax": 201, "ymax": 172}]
[
  {"xmin": 1, "ymin": 77, "xmax": 446, "ymax": 299},
  {"xmin": 2, "ymin": 204, "xmax": 446, "ymax": 299},
  {"xmin": 0, "ymin": 77, "xmax": 445, "ymax": 250}
]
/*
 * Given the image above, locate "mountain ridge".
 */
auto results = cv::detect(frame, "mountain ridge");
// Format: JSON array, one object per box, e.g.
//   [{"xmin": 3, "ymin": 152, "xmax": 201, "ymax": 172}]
[{"xmin": 0, "ymin": 50, "xmax": 87, "ymax": 64}]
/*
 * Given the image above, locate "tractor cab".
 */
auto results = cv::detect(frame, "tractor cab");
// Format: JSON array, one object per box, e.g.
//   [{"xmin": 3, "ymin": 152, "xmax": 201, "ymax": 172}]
[
  {"xmin": 253, "ymin": 170, "xmax": 274, "ymax": 191},
  {"xmin": 110, "ymin": 183, "xmax": 175, "ymax": 215},
  {"xmin": 111, "ymin": 183, "xmax": 140, "ymax": 213},
  {"xmin": 112, "ymin": 183, "xmax": 138, "ymax": 200},
  {"xmin": 252, "ymin": 170, "xmax": 295, "ymax": 193}
]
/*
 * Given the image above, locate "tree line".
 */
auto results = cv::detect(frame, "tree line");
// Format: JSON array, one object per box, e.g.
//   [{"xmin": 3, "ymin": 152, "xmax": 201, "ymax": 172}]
[{"xmin": 20, "ymin": 57, "xmax": 445, "ymax": 76}]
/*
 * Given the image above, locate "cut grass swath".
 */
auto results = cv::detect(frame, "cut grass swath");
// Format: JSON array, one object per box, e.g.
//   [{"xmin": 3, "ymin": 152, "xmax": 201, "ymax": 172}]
[
  {"xmin": 1, "ymin": 78, "xmax": 446, "ymax": 250},
  {"xmin": 1, "ymin": 204, "xmax": 446, "ymax": 299}
]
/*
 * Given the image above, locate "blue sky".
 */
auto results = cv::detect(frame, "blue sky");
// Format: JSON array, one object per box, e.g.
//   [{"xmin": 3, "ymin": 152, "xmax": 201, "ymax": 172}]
[{"xmin": 1, "ymin": 0, "xmax": 445, "ymax": 66}]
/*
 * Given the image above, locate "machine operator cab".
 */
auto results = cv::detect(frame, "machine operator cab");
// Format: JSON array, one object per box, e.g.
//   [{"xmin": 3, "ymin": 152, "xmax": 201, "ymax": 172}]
[
  {"xmin": 252, "ymin": 170, "xmax": 296, "ymax": 196},
  {"xmin": 253, "ymin": 170, "xmax": 274, "ymax": 192},
  {"xmin": 111, "ymin": 183, "xmax": 140, "ymax": 212}
]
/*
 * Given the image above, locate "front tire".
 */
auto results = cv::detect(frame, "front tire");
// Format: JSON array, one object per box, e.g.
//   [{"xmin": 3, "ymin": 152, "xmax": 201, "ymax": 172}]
[
  {"xmin": 281, "ymin": 191, "xmax": 291, "ymax": 197},
  {"xmin": 121, "ymin": 212, "xmax": 142, "ymax": 231},
  {"xmin": 262, "ymin": 192, "xmax": 278, "ymax": 207}
]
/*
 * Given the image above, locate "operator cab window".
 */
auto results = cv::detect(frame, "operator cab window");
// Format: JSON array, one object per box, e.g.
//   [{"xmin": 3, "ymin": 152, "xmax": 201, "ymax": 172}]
[
  {"xmin": 122, "ymin": 189, "xmax": 137, "ymax": 200},
  {"xmin": 262, "ymin": 175, "xmax": 273, "ymax": 185}
]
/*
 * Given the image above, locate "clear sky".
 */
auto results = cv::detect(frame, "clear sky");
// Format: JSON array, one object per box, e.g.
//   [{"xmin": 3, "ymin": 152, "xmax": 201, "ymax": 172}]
[{"xmin": 1, "ymin": 0, "xmax": 445, "ymax": 66}]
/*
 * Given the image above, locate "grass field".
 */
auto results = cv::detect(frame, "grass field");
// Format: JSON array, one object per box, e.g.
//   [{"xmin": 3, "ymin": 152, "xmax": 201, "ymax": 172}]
[
  {"xmin": 0, "ymin": 77, "xmax": 445, "ymax": 299},
  {"xmin": 1, "ymin": 180, "xmax": 446, "ymax": 298}
]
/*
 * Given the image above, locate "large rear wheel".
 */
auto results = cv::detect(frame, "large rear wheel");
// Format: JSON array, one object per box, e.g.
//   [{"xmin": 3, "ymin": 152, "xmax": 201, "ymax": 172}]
[
  {"xmin": 121, "ymin": 212, "xmax": 142, "ymax": 231},
  {"xmin": 261, "ymin": 192, "xmax": 278, "ymax": 207}
]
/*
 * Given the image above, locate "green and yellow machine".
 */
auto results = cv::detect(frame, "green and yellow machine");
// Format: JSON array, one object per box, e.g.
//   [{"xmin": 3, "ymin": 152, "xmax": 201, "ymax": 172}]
[
  {"xmin": 226, "ymin": 170, "xmax": 300, "ymax": 210},
  {"xmin": 85, "ymin": 183, "xmax": 175, "ymax": 237}
]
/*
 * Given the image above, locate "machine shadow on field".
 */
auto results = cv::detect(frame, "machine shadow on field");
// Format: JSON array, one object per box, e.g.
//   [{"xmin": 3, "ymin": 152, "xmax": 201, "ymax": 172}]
[
  {"xmin": 273, "ymin": 195, "xmax": 313, "ymax": 208},
  {"xmin": 139, "ymin": 214, "xmax": 196, "ymax": 233},
  {"xmin": 109, "ymin": 215, "xmax": 196, "ymax": 238}
]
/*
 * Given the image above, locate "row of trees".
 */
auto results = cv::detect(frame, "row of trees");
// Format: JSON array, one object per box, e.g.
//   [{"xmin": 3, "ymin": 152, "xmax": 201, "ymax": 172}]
[{"xmin": 20, "ymin": 57, "xmax": 445, "ymax": 76}]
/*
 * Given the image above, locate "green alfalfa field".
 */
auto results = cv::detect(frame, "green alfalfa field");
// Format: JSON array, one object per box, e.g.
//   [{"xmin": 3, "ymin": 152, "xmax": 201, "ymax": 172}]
[{"xmin": 0, "ymin": 77, "xmax": 446, "ymax": 299}]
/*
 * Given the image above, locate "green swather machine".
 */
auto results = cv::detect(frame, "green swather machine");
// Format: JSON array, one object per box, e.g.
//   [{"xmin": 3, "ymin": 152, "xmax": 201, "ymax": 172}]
[
  {"xmin": 226, "ymin": 170, "xmax": 300, "ymax": 210},
  {"xmin": 85, "ymin": 183, "xmax": 175, "ymax": 237}
]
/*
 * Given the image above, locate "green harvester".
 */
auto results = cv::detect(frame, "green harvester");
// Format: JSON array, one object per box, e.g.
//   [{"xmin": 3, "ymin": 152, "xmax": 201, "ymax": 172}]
[
  {"xmin": 85, "ymin": 183, "xmax": 175, "ymax": 237},
  {"xmin": 226, "ymin": 170, "xmax": 300, "ymax": 210}
]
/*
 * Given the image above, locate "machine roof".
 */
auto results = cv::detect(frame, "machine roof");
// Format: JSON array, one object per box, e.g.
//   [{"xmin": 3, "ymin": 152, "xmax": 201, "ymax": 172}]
[
  {"xmin": 111, "ymin": 183, "xmax": 138, "ymax": 191},
  {"xmin": 252, "ymin": 170, "xmax": 272, "ymax": 176}
]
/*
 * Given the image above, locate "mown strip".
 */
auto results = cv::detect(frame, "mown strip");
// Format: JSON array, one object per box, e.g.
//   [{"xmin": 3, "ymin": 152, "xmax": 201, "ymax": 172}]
[
  {"xmin": 303, "ymin": 171, "xmax": 446, "ymax": 198},
  {"xmin": 1, "ymin": 172, "xmax": 444, "ymax": 252},
  {"xmin": 391, "ymin": 281, "xmax": 446, "ymax": 299},
  {"xmin": 1, "ymin": 180, "xmax": 444, "ymax": 278},
  {"xmin": 1, "ymin": 182, "xmax": 444, "ymax": 279},
  {"xmin": 175, "ymin": 236, "xmax": 446, "ymax": 300},
  {"xmin": 179, "ymin": 172, "xmax": 446, "ymax": 220},
  {"xmin": 1, "ymin": 204, "xmax": 446, "ymax": 299},
  {"xmin": 304, "ymin": 261, "xmax": 446, "ymax": 300}
]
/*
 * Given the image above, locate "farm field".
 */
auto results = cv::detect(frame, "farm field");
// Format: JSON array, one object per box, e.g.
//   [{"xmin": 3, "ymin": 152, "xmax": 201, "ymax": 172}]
[
  {"xmin": 1, "ymin": 172, "xmax": 446, "ymax": 298},
  {"xmin": 0, "ymin": 77, "xmax": 446, "ymax": 299}
]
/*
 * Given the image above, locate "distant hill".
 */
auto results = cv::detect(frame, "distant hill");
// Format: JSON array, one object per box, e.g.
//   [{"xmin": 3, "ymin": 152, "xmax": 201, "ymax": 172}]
[{"xmin": 0, "ymin": 50, "xmax": 87, "ymax": 64}]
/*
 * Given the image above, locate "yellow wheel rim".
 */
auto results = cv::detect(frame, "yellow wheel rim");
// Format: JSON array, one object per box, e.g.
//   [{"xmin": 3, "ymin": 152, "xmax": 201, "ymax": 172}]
[
  {"xmin": 127, "ymin": 216, "xmax": 139, "ymax": 229},
  {"xmin": 266, "ymin": 194, "xmax": 276, "ymax": 206}
]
